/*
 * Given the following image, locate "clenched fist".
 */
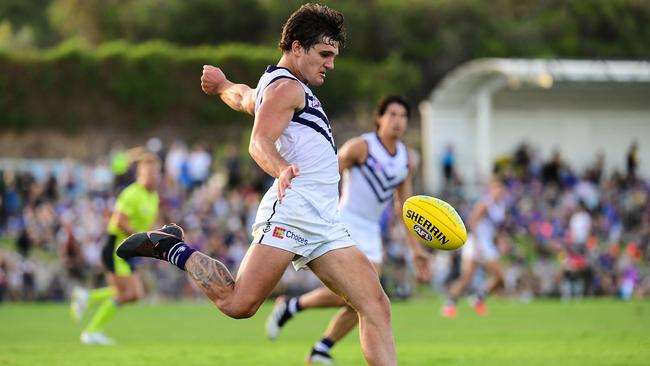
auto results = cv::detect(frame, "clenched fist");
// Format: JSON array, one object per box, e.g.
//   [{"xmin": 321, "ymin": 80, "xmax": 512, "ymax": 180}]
[{"xmin": 201, "ymin": 65, "xmax": 226, "ymax": 96}]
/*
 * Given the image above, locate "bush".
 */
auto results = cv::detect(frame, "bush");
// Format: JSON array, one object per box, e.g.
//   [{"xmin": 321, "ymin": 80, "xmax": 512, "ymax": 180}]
[{"xmin": 0, "ymin": 39, "xmax": 420, "ymax": 137}]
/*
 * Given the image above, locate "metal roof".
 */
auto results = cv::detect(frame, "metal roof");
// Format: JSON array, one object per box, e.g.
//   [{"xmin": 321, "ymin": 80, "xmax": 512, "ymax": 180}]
[{"xmin": 430, "ymin": 58, "xmax": 650, "ymax": 108}]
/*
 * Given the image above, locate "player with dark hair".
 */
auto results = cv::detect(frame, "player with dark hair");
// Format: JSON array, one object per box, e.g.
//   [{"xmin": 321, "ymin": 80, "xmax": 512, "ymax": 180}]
[
  {"xmin": 265, "ymin": 95, "xmax": 431, "ymax": 364},
  {"xmin": 118, "ymin": 4, "xmax": 397, "ymax": 365}
]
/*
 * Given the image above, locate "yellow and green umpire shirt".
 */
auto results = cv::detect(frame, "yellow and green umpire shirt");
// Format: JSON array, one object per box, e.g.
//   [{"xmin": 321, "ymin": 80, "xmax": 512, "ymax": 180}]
[{"xmin": 107, "ymin": 182, "xmax": 159, "ymax": 275}]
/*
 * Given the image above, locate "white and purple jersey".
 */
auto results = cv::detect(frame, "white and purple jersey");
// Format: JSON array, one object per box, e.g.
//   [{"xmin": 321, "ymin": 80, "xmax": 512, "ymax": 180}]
[
  {"xmin": 254, "ymin": 65, "xmax": 340, "ymax": 222},
  {"xmin": 339, "ymin": 132, "xmax": 409, "ymax": 223}
]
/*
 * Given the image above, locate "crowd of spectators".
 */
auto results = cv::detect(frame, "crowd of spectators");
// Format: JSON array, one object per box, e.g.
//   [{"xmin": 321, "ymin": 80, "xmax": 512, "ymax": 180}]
[
  {"xmin": 0, "ymin": 139, "xmax": 279, "ymax": 302},
  {"xmin": 436, "ymin": 142, "xmax": 649, "ymax": 301},
  {"xmin": 0, "ymin": 140, "xmax": 648, "ymax": 303}
]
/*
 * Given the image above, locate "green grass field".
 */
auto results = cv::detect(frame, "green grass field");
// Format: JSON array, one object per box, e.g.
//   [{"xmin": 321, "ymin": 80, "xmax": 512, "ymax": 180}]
[{"xmin": 1, "ymin": 298, "xmax": 649, "ymax": 365}]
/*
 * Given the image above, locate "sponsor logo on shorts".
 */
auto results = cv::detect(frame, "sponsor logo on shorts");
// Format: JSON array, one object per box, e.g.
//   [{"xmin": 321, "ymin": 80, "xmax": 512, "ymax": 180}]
[
  {"xmin": 272, "ymin": 226, "xmax": 309, "ymax": 245},
  {"xmin": 413, "ymin": 224, "xmax": 433, "ymax": 241},
  {"xmin": 287, "ymin": 230, "xmax": 309, "ymax": 245},
  {"xmin": 273, "ymin": 226, "xmax": 286, "ymax": 239},
  {"xmin": 263, "ymin": 222, "xmax": 271, "ymax": 233}
]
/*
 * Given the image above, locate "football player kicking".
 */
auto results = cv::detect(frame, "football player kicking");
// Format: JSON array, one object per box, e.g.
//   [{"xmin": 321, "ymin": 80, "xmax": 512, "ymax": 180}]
[{"xmin": 265, "ymin": 96, "xmax": 432, "ymax": 364}]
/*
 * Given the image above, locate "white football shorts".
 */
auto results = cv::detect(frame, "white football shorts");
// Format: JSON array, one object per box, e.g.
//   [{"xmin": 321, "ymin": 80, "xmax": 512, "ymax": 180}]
[
  {"xmin": 339, "ymin": 209, "xmax": 383, "ymax": 264},
  {"xmin": 251, "ymin": 189, "xmax": 355, "ymax": 270},
  {"xmin": 461, "ymin": 233, "xmax": 500, "ymax": 262}
]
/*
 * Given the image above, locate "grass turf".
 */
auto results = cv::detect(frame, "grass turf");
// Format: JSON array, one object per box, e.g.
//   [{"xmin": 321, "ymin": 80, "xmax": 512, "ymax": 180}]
[{"xmin": 1, "ymin": 297, "xmax": 649, "ymax": 365}]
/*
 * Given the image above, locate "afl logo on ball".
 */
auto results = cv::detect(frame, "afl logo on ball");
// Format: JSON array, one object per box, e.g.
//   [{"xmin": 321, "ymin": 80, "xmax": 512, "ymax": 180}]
[{"xmin": 413, "ymin": 224, "xmax": 432, "ymax": 241}]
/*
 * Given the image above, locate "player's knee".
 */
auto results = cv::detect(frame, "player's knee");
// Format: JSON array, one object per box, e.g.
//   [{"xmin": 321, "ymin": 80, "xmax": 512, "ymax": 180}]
[
  {"xmin": 377, "ymin": 292, "xmax": 391, "ymax": 317},
  {"xmin": 357, "ymin": 290, "xmax": 391, "ymax": 320},
  {"xmin": 220, "ymin": 298, "xmax": 262, "ymax": 319},
  {"xmin": 114, "ymin": 288, "xmax": 137, "ymax": 303},
  {"xmin": 225, "ymin": 309, "xmax": 253, "ymax": 319},
  {"xmin": 117, "ymin": 294, "xmax": 136, "ymax": 304},
  {"xmin": 133, "ymin": 288, "xmax": 145, "ymax": 301},
  {"xmin": 121, "ymin": 290, "xmax": 142, "ymax": 303},
  {"xmin": 371, "ymin": 293, "xmax": 392, "ymax": 324},
  {"xmin": 226, "ymin": 306, "xmax": 257, "ymax": 319}
]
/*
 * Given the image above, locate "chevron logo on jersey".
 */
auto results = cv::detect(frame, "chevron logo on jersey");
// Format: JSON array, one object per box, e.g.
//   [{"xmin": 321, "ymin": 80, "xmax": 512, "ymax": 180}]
[{"xmin": 272, "ymin": 226, "xmax": 286, "ymax": 239}]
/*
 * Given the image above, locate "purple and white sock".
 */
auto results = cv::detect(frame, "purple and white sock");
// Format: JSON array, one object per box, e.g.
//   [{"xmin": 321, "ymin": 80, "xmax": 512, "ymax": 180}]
[{"xmin": 166, "ymin": 242, "xmax": 196, "ymax": 271}]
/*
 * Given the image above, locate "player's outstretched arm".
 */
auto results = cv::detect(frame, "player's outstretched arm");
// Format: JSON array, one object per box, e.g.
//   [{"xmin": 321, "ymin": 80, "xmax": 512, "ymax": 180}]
[
  {"xmin": 337, "ymin": 137, "xmax": 368, "ymax": 174},
  {"xmin": 394, "ymin": 150, "xmax": 432, "ymax": 283},
  {"xmin": 249, "ymin": 79, "xmax": 304, "ymax": 202},
  {"xmin": 467, "ymin": 201, "xmax": 487, "ymax": 232},
  {"xmin": 201, "ymin": 65, "xmax": 256, "ymax": 116}
]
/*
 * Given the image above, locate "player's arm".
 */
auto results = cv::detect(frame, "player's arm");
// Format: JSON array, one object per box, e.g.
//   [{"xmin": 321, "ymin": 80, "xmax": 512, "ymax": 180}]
[
  {"xmin": 111, "ymin": 211, "xmax": 137, "ymax": 236},
  {"xmin": 394, "ymin": 149, "xmax": 432, "ymax": 283},
  {"xmin": 467, "ymin": 201, "xmax": 487, "ymax": 232},
  {"xmin": 337, "ymin": 137, "xmax": 368, "ymax": 174},
  {"xmin": 110, "ymin": 188, "xmax": 138, "ymax": 235},
  {"xmin": 201, "ymin": 65, "xmax": 256, "ymax": 116},
  {"xmin": 249, "ymin": 79, "xmax": 304, "ymax": 202}
]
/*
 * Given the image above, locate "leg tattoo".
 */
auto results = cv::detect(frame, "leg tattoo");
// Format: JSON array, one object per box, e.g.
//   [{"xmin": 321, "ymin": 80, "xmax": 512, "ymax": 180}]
[{"xmin": 185, "ymin": 252, "xmax": 235, "ymax": 294}]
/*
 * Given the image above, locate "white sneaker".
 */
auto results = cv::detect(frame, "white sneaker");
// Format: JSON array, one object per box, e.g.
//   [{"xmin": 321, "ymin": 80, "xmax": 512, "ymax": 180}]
[
  {"xmin": 306, "ymin": 350, "xmax": 335, "ymax": 365},
  {"xmin": 265, "ymin": 297, "xmax": 289, "ymax": 340},
  {"xmin": 80, "ymin": 331, "xmax": 115, "ymax": 345},
  {"xmin": 70, "ymin": 287, "xmax": 89, "ymax": 322}
]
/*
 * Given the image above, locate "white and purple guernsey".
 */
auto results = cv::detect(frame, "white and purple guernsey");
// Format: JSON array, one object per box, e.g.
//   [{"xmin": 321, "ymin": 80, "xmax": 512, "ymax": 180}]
[
  {"xmin": 254, "ymin": 65, "xmax": 340, "ymax": 222},
  {"xmin": 339, "ymin": 132, "xmax": 409, "ymax": 223}
]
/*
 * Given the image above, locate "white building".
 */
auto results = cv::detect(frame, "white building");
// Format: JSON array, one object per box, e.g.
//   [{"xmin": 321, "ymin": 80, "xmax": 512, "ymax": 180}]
[{"xmin": 420, "ymin": 58, "xmax": 650, "ymax": 193}]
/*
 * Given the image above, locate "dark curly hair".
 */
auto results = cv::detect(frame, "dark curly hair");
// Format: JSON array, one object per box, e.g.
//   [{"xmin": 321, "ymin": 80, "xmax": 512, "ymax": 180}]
[
  {"xmin": 279, "ymin": 3, "xmax": 346, "ymax": 52},
  {"xmin": 377, "ymin": 95, "xmax": 411, "ymax": 119}
]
